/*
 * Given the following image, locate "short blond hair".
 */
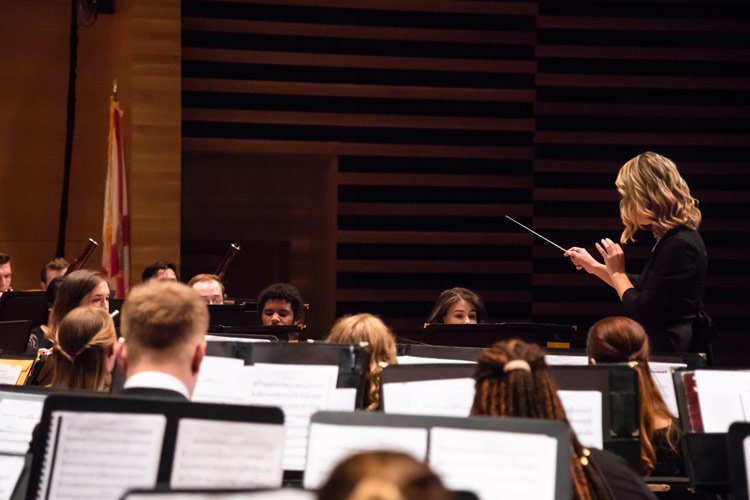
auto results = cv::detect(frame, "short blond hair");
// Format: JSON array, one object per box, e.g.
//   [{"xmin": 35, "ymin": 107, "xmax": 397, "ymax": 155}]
[
  {"xmin": 326, "ymin": 313, "xmax": 397, "ymax": 410},
  {"xmin": 616, "ymin": 151, "xmax": 701, "ymax": 243},
  {"xmin": 121, "ymin": 280, "xmax": 208, "ymax": 363},
  {"xmin": 187, "ymin": 273, "xmax": 225, "ymax": 295}
]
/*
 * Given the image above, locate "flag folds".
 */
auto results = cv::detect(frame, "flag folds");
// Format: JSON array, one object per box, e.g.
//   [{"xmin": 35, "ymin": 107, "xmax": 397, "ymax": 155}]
[{"xmin": 101, "ymin": 96, "xmax": 130, "ymax": 298}]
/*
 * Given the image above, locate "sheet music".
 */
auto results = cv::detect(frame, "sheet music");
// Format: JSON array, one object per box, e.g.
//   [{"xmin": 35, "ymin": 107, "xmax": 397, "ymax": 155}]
[
  {"xmin": 205, "ymin": 335, "xmax": 271, "ymax": 343},
  {"xmin": 694, "ymin": 371, "xmax": 750, "ymax": 432},
  {"xmin": 429, "ymin": 426, "xmax": 557, "ymax": 500},
  {"xmin": 124, "ymin": 490, "xmax": 315, "ymax": 500},
  {"xmin": 383, "ymin": 378, "xmax": 475, "ymax": 417},
  {"xmin": 0, "ymin": 398, "xmax": 44, "ymax": 454},
  {"xmin": 397, "ymin": 356, "xmax": 475, "ymax": 365},
  {"xmin": 248, "ymin": 363, "xmax": 340, "ymax": 471},
  {"xmin": 192, "ymin": 357, "xmax": 254, "ymax": 405},
  {"xmin": 558, "ymin": 390, "xmax": 603, "ymax": 449},
  {"xmin": 741, "ymin": 393, "xmax": 750, "ymax": 421},
  {"xmin": 649, "ymin": 362, "xmax": 686, "ymax": 417},
  {"xmin": 544, "ymin": 355, "xmax": 589, "ymax": 366},
  {"xmin": 304, "ymin": 423, "xmax": 428, "ymax": 489},
  {"xmin": 38, "ymin": 411, "xmax": 166, "ymax": 500},
  {"xmin": 327, "ymin": 388, "xmax": 357, "ymax": 411},
  {"xmin": 0, "ymin": 365, "xmax": 23, "ymax": 385},
  {"xmin": 171, "ymin": 418, "xmax": 284, "ymax": 489},
  {"xmin": 0, "ymin": 454, "xmax": 26, "ymax": 500}
]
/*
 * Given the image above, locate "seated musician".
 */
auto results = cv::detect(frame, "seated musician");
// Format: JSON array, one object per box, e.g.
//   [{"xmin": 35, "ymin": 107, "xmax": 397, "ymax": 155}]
[
  {"xmin": 318, "ymin": 451, "xmax": 454, "ymax": 500},
  {"xmin": 27, "ymin": 276, "xmax": 63, "ymax": 351},
  {"xmin": 0, "ymin": 251, "xmax": 12, "ymax": 297},
  {"xmin": 114, "ymin": 280, "xmax": 208, "ymax": 400},
  {"xmin": 427, "ymin": 287, "xmax": 487, "ymax": 324},
  {"xmin": 325, "ymin": 313, "xmax": 397, "ymax": 410},
  {"xmin": 472, "ymin": 339, "xmax": 657, "ymax": 500},
  {"xmin": 49, "ymin": 306, "xmax": 116, "ymax": 392},
  {"xmin": 40, "ymin": 257, "xmax": 69, "ymax": 290},
  {"xmin": 587, "ymin": 316, "xmax": 684, "ymax": 477},
  {"xmin": 141, "ymin": 260, "xmax": 179, "ymax": 282},
  {"xmin": 257, "ymin": 282, "xmax": 305, "ymax": 326},
  {"xmin": 187, "ymin": 273, "xmax": 225, "ymax": 305}
]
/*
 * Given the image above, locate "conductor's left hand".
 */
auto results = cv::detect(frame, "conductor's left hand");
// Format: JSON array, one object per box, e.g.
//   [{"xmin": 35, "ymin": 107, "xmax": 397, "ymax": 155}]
[{"xmin": 595, "ymin": 238, "xmax": 626, "ymax": 276}]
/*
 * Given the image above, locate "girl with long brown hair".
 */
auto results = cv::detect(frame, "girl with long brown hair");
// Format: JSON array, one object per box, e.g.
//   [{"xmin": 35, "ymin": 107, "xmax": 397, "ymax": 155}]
[
  {"xmin": 49, "ymin": 306, "xmax": 117, "ymax": 392},
  {"xmin": 326, "ymin": 313, "xmax": 397, "ymax": 410},
  {"xmin": 472, "ymin": 339, "xmax": 656, "ymax": 500},
  {"xmin": 587, "ymin": 316, "xmax": 683, "ymax": 477}
]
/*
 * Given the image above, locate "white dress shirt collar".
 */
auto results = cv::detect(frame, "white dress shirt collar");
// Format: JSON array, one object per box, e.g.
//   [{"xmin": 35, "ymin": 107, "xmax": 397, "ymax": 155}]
[{"xmin": 123, "ymin": 371, "xmax": 190, "ymax": 399}]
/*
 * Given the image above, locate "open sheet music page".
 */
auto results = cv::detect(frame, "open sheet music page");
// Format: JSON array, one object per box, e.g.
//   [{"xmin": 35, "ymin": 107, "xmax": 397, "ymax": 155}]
[
  {"xmin": 0, "ymin": 365, "xmax": 23, "ymax": 385},
  {"xmin": 171, "ymin": 419, "xmax": 284, "ymax": 489},
  {"xmin": 327, "ymin": 388, "xmax": 357, "ymax": 411},
  {"xmin": 383, "ymin": 378, "xmax": 475, "ymax": 417},
  {"xmin": 192, "ymin": 357, "xmax": 254, "ymax": 404},
  {"xmin": 429, "ymin": 427, "xmax": 557, "ymax": 500},
  {"xmin": 124, "ymin": 490, "xmax": 315, "ymax": 500},
  {"xmin": 396, "ymin": 356, "xmax": 475, "ymax": 364},
  {"xmin": 304, "ymin": 423, "xmax": 428, "ymax": 489},
  {"xmin": 544, "ymin": 354, "xmax": 589, "ymax": 366},
  {"xmin": 0, "ymin": 398, "xmax": 44, "ymax": 454},
  {"xmin": 648, "ymin": 362, "xmax": 686, "ymax": 417},
  {"xmin": 249, "ymin": 363, "xmax": 340, "ymax": 471},
  {"xmin": 36, "ymin": 411, "xmax": 166, "ymax": 500},
  {"xmin": 0, "ymin": 454, "xmax": 25, "ymax": 500},
  {"xmin": 557, "ymin": 390, "xmax": 603, "ymax": 449},
  {"xmin": 694, "ymin": 371, "xmax": 750, "ymax": 432}
]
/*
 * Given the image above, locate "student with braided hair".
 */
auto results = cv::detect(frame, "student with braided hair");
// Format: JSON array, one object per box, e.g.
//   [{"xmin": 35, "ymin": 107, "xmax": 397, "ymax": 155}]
[
  {"xmin": 49, "ymin": 306, "xmax": 117, "ymax": 392},
  {"xmin": 326, "ymin": 313, "xmax": 397, "ymax": 410},
  {"xmin": 587, "ymin": 316, "xmax": 683, "ymax": 477},
  {"xmin": 472, "ymin": 339, "xmax": 656, "ymax": 500}
]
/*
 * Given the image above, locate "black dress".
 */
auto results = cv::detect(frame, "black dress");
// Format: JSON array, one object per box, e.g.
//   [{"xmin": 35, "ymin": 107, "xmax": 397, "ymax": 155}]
[
  {"xmin": 589, "ymin": 448, "xmax": 657, "ymax": 500},
  {"xmin": 651, "ymin": 421, "xmax": 685, "ymax": 477},
  {"xmin": 622, "ymin": 227, "xmax": 707, "ymax": 353}
]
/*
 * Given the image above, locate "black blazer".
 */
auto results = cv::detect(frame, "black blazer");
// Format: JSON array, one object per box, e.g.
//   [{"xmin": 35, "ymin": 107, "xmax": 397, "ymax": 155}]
[
  {"xmin": 623, "ymin": 227, "xmax": 707, "ymax": 353},
  {"xmin": 119, "ymin": 387, "xmax": 188, "ymax": 401}
]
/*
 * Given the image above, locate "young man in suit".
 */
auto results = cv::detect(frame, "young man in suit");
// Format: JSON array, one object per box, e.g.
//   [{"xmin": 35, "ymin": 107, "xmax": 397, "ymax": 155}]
[{"xmin": 115, "ymin": 280, "xmax": 208, "ymax": 400}]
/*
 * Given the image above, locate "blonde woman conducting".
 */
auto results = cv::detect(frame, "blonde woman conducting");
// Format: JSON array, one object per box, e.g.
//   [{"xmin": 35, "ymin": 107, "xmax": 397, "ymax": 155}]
[
  {"xmin": 565, "ymin": 152, "xmax": 707, "ymax": 353},
  {"xmin": 49, "ymin": 306, "xmax": 117, "ymax": 392},
  {"xmin": 326, "ymin": 313, "xmax": 397, "ymax": 410}
]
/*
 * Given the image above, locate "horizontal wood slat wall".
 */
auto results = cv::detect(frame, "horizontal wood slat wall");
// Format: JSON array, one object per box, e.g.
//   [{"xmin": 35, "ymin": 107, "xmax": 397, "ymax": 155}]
[{"xmin": 182, "ymin": 0, "xmax": 750, "ymax": 351}]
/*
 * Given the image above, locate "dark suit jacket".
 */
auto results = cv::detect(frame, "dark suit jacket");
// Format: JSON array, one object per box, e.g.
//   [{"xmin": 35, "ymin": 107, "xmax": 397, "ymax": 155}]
[
  {"xmin": 118, "ymin": 386, "xmax": 188, "ymax": 401},
  {"xmin": 623, "ymin": 227, "xmax": 707, "ymax": 353}
]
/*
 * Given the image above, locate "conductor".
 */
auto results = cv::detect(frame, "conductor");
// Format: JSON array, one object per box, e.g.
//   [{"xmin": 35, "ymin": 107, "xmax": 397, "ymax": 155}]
[{"xmin": 565, "ymin": 152, "xmax": 707, "ymax": 353}]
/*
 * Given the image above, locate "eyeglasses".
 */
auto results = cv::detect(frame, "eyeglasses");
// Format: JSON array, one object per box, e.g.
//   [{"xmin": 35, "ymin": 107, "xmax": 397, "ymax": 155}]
[{"xmin": 205, "ymin": 296, "xmax": 223, "ymax": 305}]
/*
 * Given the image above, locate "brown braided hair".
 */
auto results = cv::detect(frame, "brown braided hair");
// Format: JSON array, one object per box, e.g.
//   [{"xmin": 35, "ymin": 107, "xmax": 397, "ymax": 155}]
[
  {"xmin": 587, "ymin": 316, "xmax": 680, "ymax": 475},
  {"xmin": 471, "ymin": 339, "xmax": 614, "ymax": 500}
]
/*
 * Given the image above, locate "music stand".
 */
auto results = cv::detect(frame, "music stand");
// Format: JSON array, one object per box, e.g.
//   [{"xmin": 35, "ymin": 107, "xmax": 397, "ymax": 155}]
[
  {"xmin": 0, "ymin": 320, "xmax": 33, "ymax": 352},
  {"xmin": 0, "ymin": 292, "xmax": 45, "ymax": 323},
  {"xmin": 423, "ymin": 322, "xmax": 579, "ymax": 349}
]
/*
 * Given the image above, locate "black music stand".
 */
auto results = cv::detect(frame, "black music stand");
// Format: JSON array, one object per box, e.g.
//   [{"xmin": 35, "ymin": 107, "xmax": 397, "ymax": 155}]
[
  {"xmin": 0, "ymin": 320, "xmax": 33, "ymax": 352},
  {"xmin": 208, "ymin": 303, "xmax": 260, "ymax": 328},
  {"xmin": 729, "ymin": 422, "xmax": 750, "ymax": 500},
  {"xmin": 423, "ymin": 322, "xmax": 579, "ymax": 349},
  {"xmin": 0, "ymin": 292, "xmax": 45, "ymax": 323}
]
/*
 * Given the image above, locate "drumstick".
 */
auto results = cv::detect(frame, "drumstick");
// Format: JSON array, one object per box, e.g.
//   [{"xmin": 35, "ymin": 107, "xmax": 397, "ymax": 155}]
[{"xmin": 505, "ymin": 215, "xmax": 567, "ymax": 253}]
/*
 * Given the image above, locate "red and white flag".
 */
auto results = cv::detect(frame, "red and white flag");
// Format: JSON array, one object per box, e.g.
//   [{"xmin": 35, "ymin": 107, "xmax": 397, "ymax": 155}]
[{"xmin": 101, "ymin": 95, "xmax": 130, "ymax": 298}]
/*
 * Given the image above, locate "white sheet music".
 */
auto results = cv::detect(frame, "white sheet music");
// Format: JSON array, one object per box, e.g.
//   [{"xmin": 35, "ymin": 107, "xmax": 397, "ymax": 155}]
[
  {"xmin": 0, "ymin": 454, "xmax": 26, "ymax": 500},
  {"xmin": 171, "ymin": 418, "xmax": 284, "ymax": 489},
  {"xmin": 558, "ymin": 390, "xmax": 603, "ymax": 449},
  {"xmin": 648, "ymin": 362, "xmax": 686, "ymax": 417},
  {"xmin": 383, "ymin": 378, "xmax": 475, "ymax": 417},
  {"xmin": 0, "ymin": 398, "xmax": 45, "ymax": 454},
  {"xmin": 205, "ymin": 335, "xmax": 271, "ymax": 343},
  {"xmin": 397, "ymin": 356, "xmax": 475, "ymax": 365},
  {"xmin": 248, "ymin": 363, "xmax": 340, "ymax": 471},
  {"xmin": 429, "ymin": 426, "xmax": 557, "ymax": 500},
  {"xmin": 123, "ymin": 490, "xmax": 315, "ymax": 500},
  {"xmin": 304, "ymin": 423, "xmax": 428, "ymax": 489},
  {"xmin": 327, "ymin": 388, "xmax": 357, "ymax": 411},
  {"xmin": 38, "ymin": 411, "xmax": 166, "ymax": 500},
  {"xmin": 695, "ymin": 371, "xmax": 750, "ymax": 432},
  {"xmin": 741, "ymin": 393, "xmax": 750, "ymax": 421},
  {"xmin": 192, "ymin": 357, "xmax": 254, "ymax": 405},
  {"xmin": 0, "ymin": 365, "xmax": 23, "ymax": 385},
  {"xmin": 544, "ymin": 354, "xmax": 589, "ymax": 366}
]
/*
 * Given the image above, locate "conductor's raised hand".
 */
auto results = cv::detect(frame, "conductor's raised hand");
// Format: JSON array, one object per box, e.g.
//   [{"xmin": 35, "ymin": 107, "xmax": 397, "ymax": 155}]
[
  {"xmin": 564, "ymin": 247, "xmax": 598, "ymax": 273},
  {"xmin": 595, "ymin": 238, "xmax": 626, "ymax": 276}
]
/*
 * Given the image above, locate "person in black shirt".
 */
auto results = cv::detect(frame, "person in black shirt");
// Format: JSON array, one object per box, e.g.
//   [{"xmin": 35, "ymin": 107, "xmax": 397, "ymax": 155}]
[{"xmin": 565, "ymin": 152, "xmax": 706, "ymax": 352}]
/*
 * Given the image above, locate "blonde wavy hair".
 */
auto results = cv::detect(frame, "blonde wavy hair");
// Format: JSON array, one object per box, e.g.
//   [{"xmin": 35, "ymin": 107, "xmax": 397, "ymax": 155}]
[
  {"xmin": 50, "ymin": 306, "xmax": 116, "ymax": 392},
  {"xmin": 616, "ymin": 152, "xmax": 701, "ymax": 243},
  {"xmin": 326, "ymin": 313, "xmax": 398, "ymax": 410}
]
